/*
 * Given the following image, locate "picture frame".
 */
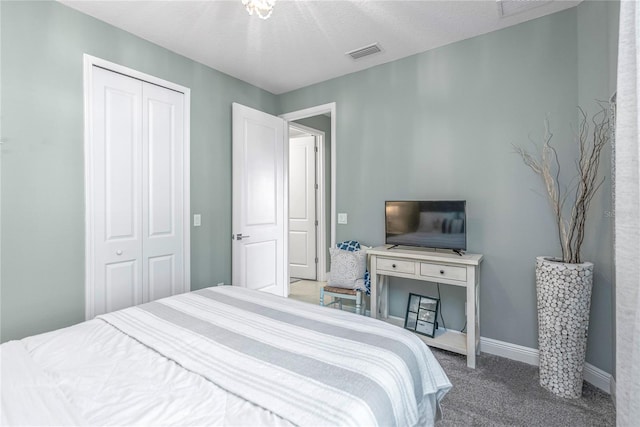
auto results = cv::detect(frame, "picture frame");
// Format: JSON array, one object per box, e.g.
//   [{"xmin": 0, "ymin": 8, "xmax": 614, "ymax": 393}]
[{"xmin": 404, "ymin": 293, "xmax": 439, "ymax": 338}]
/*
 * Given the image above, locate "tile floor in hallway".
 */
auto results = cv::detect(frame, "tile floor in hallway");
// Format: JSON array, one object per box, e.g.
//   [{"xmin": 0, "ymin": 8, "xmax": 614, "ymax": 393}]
[{"xmin": 288, "ymin": 279, "xmax": 325, "ymax": 305}]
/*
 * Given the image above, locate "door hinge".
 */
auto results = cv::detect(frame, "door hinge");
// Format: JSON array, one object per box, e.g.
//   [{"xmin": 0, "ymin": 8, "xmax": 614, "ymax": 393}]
[
  {"xmin": 315, "ymin": 183, "xmax": 319, "ymax": 190},
  {"xmin": 315, "ymin": 220, "xmax": 319, "ymax": 226},
  {"xmin": 315, "ymin": 257, "xmax": 319, "ymax": 264},
  {"xmin": 314, "ymin": 146, "xmax": 318, "ymax": 153}
]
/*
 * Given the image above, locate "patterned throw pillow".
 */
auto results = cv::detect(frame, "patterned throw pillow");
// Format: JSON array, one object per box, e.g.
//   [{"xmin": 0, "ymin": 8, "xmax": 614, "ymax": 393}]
[
  {"xmin": 336, "ymin": 240, "xmax": 361, "ymax": 252},
  {"xmin": 328, "ymin": 248, "xmax": 367, "ymax": 289},
  {"xmin": 335, "ymin": 240, "xmax": 371, "ymax": 294}
]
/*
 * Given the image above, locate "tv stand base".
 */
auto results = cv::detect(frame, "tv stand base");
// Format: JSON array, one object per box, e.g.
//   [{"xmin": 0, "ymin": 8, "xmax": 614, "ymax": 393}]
[{"xmin": 367, "ymin": 246, "xmax": 483, "ymax": 368}]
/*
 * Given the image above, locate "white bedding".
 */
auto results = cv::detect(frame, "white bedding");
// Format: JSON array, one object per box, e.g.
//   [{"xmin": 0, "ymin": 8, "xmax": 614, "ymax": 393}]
[
  {"xmin": 1, "ymin": 286, "xmax": 451, "ymax": 426},
  {"xmin": 1, "ymin": 318, "xmax": 293, "ymax": 427}
]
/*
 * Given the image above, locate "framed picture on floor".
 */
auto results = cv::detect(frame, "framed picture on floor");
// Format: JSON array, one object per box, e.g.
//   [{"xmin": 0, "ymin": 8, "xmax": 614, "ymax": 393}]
[{"xmin": 404, "ymin": 293, "xmax": 439, "ymax": 338}]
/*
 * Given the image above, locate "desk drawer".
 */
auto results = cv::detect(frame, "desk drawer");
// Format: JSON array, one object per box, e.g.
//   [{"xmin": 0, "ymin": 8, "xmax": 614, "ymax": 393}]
[
  {"xmin": 377, "ymin": 258, "xmax": 415, "ymax": 274},
  {"xmin": 420, "ymin": 263, "xmax": 467, "ymax": 282}
]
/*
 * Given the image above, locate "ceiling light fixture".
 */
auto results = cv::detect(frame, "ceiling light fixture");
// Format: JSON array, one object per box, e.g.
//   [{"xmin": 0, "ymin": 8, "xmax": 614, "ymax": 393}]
[{"xmin": 242, "ymin": 0, "xmax": 275, "ymax": 19}]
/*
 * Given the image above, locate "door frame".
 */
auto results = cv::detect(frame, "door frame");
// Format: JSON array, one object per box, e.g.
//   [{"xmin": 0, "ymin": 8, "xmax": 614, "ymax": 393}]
[
  {"xmin": 288, "ymin": 122, "xmax": 326, "ymax": 281},
  {"xmin": 280, "ymin": 103, "xmax": 337, "ymax": 282},
  {"xmin": 83, "ymin": 54, "xmax": 191, "ymax": 320}
]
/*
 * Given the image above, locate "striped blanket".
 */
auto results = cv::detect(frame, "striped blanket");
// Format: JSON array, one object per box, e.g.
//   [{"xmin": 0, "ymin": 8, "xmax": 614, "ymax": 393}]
[{"xmin": 98, "ymin": 286, "xmax": 451, "ymax": 427}]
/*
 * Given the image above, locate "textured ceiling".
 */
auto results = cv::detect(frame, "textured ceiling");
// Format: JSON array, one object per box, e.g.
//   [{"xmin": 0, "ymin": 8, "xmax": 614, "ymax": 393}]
[{"xmin": 60, "ymin": 0, "xmax": 581, "ymax": 94}]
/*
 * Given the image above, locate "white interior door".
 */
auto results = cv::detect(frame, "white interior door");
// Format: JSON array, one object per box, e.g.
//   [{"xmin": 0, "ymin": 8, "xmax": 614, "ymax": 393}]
[
  {"xmin": 142, "ymin": 82, "xmax": 186, "ymax": 301},
  {"xmin": 289, "ymin": 135, "xmax": 317, "ymax": 280},
  {"xmin": 87, "ymin": 63, "xmax": 188, "ymax": 318},
  {"xmin": 232, "ymin": 103, "xmax": 287, "ymax": 297}
]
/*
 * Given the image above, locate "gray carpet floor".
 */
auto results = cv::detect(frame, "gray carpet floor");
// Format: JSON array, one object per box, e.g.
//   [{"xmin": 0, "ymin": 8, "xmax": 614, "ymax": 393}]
[
  {"xmin": 433, "ymin": 348, "xmax": 616, "ymax": 426},
  {"xmin": 288, "ymin": 282, "xmax": 616, "ymax": 425}
]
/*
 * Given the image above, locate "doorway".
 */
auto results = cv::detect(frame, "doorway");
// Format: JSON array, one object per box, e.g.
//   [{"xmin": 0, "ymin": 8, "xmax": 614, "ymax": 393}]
[
  {"xmin": 281, "ymin": 103, "xmax": 336, "ymax": 296},
  {"xmin": 288, "ymin": 123, "xmax": 325, "ymax": 282},
  {"xmin": 231, "ymin": 102, "xmax": 335, "ymax": 298}
]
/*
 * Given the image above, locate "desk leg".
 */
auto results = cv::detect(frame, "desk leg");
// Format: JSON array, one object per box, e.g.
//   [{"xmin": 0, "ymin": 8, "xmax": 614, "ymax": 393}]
[
  {"xmin": 466, "ymin": 267, "xmax": 477, "ymax": 369},
  {"xmin": 370, "ymin": 257, "xmax": 378, "ymax": 318},
  {"xmin": 476, "ymin": 281, "xmax": 481, "ymax": 356},
  {"xmin": 382, "ymin": 276, "xmax": 389, "ymax": 319}
]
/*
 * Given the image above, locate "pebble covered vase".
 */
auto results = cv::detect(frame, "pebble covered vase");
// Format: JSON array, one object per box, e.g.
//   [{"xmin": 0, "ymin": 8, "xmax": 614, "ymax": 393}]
[{"xmin": 535, "ymin": 256, "xmax": 594, "ymax": 398}]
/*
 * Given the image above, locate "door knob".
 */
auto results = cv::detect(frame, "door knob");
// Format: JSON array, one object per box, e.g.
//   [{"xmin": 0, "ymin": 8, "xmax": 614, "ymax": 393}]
[
  {"xmin": 440, "ymin": 270, "xmax": 445, "ymax": 274},
  {"xmin": 236, "ymin": 233, "xmax": 251, "ymax": 241},
  {"xmin": 116, "ymin": 250, "xmax": 123, "ymax": 256}
]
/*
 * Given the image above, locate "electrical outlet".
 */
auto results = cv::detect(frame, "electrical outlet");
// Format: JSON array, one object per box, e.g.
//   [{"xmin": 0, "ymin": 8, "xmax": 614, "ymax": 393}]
[
  {"xmin": 194, "ymin": 214, "xmax": 201, "ymax": 227},
  {"xmin": 338, "ymin": 213, "xmax": 348, "ymax": 224}
]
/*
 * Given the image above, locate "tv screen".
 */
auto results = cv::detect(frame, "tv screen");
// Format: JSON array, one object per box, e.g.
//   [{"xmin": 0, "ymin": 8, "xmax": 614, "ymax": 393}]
[{"xmin": 385, "ymin": 201, "xmax": 467, "ymax": 250}]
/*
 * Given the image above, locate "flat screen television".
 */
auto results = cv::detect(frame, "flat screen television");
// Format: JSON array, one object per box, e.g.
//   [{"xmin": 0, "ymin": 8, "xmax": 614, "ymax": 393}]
[{"xmin": 385, "ymin": 201, "xmax": 467, "ymax": 251}]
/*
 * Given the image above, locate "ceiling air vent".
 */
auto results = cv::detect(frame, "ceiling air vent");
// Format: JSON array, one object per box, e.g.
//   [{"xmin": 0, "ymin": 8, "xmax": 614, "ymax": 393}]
[
  {"xmin": 496, "ymin": 0, "xmax": 551, "ymax": 17},
  {"xmin": 346, "ymin": 43, "xmax": 382, "ymax": 60}
]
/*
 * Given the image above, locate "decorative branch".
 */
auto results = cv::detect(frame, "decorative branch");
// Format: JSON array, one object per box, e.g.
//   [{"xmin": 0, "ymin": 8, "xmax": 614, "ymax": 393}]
[{"xmin": 514, "ymin": 103, "xmax": 611, "ymax": 263}]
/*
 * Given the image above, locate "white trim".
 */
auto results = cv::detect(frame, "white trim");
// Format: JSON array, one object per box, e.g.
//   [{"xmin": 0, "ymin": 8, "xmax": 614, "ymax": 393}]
[
  {"xmin": 582, "ymin": 363, "xmax": 613, "ymax": 395},
  {"xmin": 480, "ymin": 336, "xmax": 612, "ymax": 394},
  {"xmin": 480, "ymin": 336, "xmax": 540, "ymax": 366},
  {"xmin": 83, "ymin": 54, "xmax": 191, "ymax": 320},
  {"xmin": 280, "ymin": 103, "xmax": 337, "ymax": 250},
  {"xmin": 283, "ymin": 120, "xmax": 290, "ymax": 297},
  {"xmin": 610, "ymin": 376, "xmax": 616, "ymax": 407},
  {"xmin": 84, "ymin": 55, "xmax": 191, "ymax": 95},
  {"xmin": 83, "ymin": 57, "xmax": 94, "ymax": 320},
  {"xmin": 288, "ymin": 122, "xmax": 327, "ymax": 282}
]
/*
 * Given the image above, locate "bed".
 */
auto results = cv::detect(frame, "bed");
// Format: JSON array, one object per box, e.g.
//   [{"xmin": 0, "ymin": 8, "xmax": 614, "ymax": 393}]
[{"xmin": 1, "ymin": 286, "xmax": 451, "ymax": 426}]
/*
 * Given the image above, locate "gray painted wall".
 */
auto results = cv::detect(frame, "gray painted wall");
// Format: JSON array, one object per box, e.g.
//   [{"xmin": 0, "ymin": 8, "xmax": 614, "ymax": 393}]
[
  {"xmin": 576, "ymin": 0, "xmax": 619, "ymax": 377},
  {"xmin": 0, "ymin": 1, "xmax": 278, "ymax": 342},
  {"xmin": 0, "ymin": 0, "xmax": 618, "ymax": 374},
  {"xmin": 279, "ymin": 2, "xmax": 618, "ymax": 373}
]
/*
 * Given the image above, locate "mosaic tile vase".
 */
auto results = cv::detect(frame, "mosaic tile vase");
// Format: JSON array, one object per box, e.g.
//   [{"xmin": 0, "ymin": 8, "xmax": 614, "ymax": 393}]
[{"xmin": 535, "ymin": 256, "xmax": 593, "ymax": 398}]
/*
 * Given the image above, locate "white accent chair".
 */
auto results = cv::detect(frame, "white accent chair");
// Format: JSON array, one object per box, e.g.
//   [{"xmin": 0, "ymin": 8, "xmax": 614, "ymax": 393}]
[
  {"xmin": 320, "ymin": 276, "xmax": 367, "ymax": 315},
  {"xmin": 321, "ymin": 242, "xmax": 368, "ymax": 315},
  {"xmin": 320, "ymin": 281, "xmax": 366, "ymax": 315}
]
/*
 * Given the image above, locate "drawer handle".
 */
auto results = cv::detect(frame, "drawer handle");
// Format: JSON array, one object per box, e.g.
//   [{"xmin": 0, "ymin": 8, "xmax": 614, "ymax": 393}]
[
  {"xmin": 440, "ymin": 269, "xmax": 445, "ymax": 274},
  {"xmin": 392, "ymin": 264, "xmax": 397, "ymax": 268}
]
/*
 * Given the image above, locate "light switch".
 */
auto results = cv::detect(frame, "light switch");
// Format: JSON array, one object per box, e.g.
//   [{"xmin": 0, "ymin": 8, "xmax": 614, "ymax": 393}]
[
  {"xmin": 194, "ymin": 214, "xmax": 201, "ymax": 227},
  {"xmin": 338, "ymin": 213, "xmax": 348, "ymax": 224}
]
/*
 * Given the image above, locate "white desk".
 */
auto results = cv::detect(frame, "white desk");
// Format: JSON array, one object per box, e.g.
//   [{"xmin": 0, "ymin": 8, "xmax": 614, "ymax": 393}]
[{"xmin": 367, "ymin": 246, "xmax": 483, "ymax": 368}]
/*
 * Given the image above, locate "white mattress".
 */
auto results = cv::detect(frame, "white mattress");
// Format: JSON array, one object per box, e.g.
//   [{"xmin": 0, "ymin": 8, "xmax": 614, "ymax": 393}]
[
  {"xmin": 1, "ymin": 319, "xmax": 294, "ymax": 427},
  {"xmin": 1, "ymin": 287, "xmax": 451, "ymax": 426}
]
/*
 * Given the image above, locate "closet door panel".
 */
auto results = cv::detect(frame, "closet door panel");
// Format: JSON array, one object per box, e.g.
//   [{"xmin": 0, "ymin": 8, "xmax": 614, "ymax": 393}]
[
  {"xmin": 91, "ymin": 66, "xmax": 144, "ymax": 317},
  {"xmin": 142, "ymin": 83, "xmax": 185, "ymax": 300}
]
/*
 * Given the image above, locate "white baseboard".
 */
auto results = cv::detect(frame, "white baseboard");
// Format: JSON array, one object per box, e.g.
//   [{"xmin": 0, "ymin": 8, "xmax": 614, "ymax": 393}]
[
  {"xmin": 583, "ymin": 363, "xmax": 613, "ymax": 394},
  {"xmin": 480, "ymin": 336, "xmax": 540, "ymax": 366},
  {"xmin": 480, "ymin": 336, "xmax": 612, "ymax": 394},
  {"xmin": 610, "ymin": 376, "xmax": 616, "ymax": 407}
]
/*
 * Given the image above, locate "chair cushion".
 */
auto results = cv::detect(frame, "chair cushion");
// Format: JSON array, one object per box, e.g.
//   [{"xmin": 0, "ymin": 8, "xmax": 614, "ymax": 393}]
[
  {"xmin": 328, "ymin": 248, "xmax": 367, "ymax": 290},
  {"xmin": 323, "ymin": 286, "xmax": 358, "ymax": 295}
]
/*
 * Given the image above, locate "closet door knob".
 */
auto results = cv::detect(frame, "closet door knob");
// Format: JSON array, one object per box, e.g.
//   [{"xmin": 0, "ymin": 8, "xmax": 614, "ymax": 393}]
[
  {"xmin": 116, "ymin": 250, "xmax": 123, "ymax": 256},
  {"xmin": 440, "ymin": 270, "xmax": 445, "ymax": 275},
  {"xmin": 392, "ymin": 264, "xmax": 396, "ymax": 268}
]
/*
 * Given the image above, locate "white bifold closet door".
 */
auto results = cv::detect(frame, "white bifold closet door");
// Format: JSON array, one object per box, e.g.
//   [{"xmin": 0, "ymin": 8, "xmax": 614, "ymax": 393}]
[{"xmin": 89, "ymin": 66, "xmax": 185, "ymax": 317}]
